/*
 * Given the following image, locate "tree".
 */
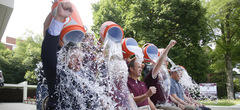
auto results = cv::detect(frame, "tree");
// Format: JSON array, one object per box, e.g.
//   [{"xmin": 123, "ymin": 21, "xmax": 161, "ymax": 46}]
[
  {"xmin": 13, "ymin": 32, "xmax": 42, "ymax": 84},
  {"xmin": 14, "ymin": 32, "xmax": 42, "ymax": 71},
  {"xmin": 206, "ymin": 0, "xmax": 240, "ymax": 99},
  {"xmin": 0, "ymin": 32, "xmax": 42, "ymax": 84},
  {"xmin": 92, "ymin": 0, "xmax": 211, "ymax": 83}
]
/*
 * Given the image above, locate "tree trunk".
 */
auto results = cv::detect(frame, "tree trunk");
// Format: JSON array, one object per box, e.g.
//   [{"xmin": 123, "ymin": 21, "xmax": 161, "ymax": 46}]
[
  {"xmin": 225, "ymin": 8, "xmax": 234, "ymax": 99},
  {"xmin": 225, "ymin": 52, "xmax": 234, "ymax": 99}
]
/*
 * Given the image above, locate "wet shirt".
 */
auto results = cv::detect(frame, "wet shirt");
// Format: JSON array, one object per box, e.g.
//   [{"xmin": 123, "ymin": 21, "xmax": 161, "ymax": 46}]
[
  {"xmin": 170, "ymin": 78, "xmax": 184, "ymax": 100},
  {"xmin": 144, "ymin": 70, "xmax": 166, "ymax": 105},
  {"xmin": 127, "ymin": 77, "xmax": 149, "ymax": 107}
]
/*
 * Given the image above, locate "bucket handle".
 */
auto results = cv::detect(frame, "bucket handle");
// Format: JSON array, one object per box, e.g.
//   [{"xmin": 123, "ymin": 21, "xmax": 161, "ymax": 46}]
[{"xmin": 142, "ymin": 43, "xmax": 151, "ymax": 49}]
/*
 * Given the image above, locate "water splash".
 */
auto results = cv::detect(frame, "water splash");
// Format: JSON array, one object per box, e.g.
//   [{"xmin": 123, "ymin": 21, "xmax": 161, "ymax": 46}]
[
  {"xmin": 170, "ymin": 64, "xmax": 217, "ymax": 101},
  {"xmin": 103, "ymin": 36, "xmax": 138, "ymax": 109},
  {"xmin": 35, "ymin": 62, "xmax": 48, "ymax": 110},
  {"xmin": 48, "ymin": 32, "xmax": 138, "ymax": 109},
  {"xmin": 127, "ymin": 45, "xmax": 144, "ymax": 63},
  {"xmin": 158, "ymin": 64, "xmax": 171, "ymax": 104}
]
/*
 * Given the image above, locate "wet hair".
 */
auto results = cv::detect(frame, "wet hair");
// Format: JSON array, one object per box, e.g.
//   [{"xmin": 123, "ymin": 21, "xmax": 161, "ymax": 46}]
[
  {"xmin": 169, "ymin": 66, "xmax": 183, "ymax": 76},
  {"xmin": 58, "ymin": 42, "xmax": 82, "ymax": 67},
  {"xmin": 64, "ymin": 42, "xmax": 78, "ymax": 52},
  {"xmin": 127, "ymin": 58, "xmax": 136, "ymax": 73},
  {"xmin": 142, "ymin": 63, "xmax": 153, "ymax": 78}
]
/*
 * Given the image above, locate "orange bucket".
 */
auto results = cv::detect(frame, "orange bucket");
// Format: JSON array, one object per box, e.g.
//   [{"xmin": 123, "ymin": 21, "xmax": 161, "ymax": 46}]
[
  {"xmin": 142, "ymin": 43, "xmax": 158, "ymax": 63},
  {"xmin": 99, "ymin": 21, "xmax": 124, "ymax": 43},
  {"xmin": 52, "ymin": 0, "xmax": 86, "ymax": 46},
  {"xmin": 122, "ymin": 38, "xmax": 139, "ymax": 59}
]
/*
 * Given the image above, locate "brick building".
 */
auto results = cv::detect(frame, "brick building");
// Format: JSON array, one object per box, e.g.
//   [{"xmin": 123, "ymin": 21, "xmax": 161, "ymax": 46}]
[{"xmin": 4, "ymin": 36, "xmax": 16, "ymax": 50}]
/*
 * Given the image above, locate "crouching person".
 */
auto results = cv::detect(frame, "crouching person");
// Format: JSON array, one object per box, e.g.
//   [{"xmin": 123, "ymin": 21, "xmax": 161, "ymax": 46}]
[
  {"xmin": 127, "ymin": 58, "xmax": 157, "ymax": 110},
  {"xmin": 169, "ymin": 66, "xmax": 211, "ymax": 110}
]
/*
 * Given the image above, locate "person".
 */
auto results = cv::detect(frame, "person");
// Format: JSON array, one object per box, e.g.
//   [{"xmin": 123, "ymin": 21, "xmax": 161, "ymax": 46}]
[
  {"xmin": 55, "ymin": 41, "xmax": 104, "ymax": 110},
  {"xmin": 144, "ymin": 40, "xmax": 180, "ymax": 110},
  {"xmin": 127, "ymin": 57, "xmax": 157, "ymax": 110},
  {"xmin": 0, "ymin": 70, "xmax": 4, "ymax": 87},
  {"xmin": 169, "ymin": 66, "xmax": 211, "ymax": 110},
  {"xmin": 41, "ymin": 1, "xmax": 73, "ymax": 109}
]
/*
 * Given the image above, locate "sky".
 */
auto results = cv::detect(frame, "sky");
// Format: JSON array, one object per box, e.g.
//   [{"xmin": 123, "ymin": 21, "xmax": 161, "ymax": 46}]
[{"xmin": 2, "ymin": 0, "xmax": 99, "ymax": 42}]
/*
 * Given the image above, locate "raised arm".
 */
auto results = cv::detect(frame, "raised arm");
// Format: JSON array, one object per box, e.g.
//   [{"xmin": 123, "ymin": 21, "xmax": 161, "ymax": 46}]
[
  {"xmin": 152, "ymin": 40, "xmax": 176, "ymax": 77},
  {"xmin": 41, "ymin": 2, "xmax": 73, "ymax": 109},
  {"xmin": 43, "ymin": 12, "xmax": 52, "ymax": 36}
]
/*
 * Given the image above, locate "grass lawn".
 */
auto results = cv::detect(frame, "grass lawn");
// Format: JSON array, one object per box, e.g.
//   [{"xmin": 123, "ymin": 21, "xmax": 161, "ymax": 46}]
[{"xmin": 200, "ymin": 99, "xmax": 240, "ymax": 106}]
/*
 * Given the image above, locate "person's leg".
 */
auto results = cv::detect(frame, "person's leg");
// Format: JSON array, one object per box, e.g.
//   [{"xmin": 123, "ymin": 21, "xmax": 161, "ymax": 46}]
[
  {"xmin": 184, "ymin": 105, "xmax": 196, "ymax": 110},
  {"xmin": 156, "ymin": 105, "xmax": 181, "ymax": 110},
  {"xmin": 199, "ymin": 106, "xmax": 211, "ymax": 110}
]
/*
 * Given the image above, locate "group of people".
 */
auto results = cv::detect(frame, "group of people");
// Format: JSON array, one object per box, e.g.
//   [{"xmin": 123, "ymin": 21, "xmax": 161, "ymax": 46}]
[{"xmin": 40, "ymin": 1, "xmax": 211, "ymax": 110}]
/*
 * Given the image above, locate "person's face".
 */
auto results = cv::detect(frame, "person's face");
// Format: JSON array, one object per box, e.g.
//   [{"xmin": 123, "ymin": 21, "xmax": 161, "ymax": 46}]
[
  {"xmin": 68, "ymin": 50, "xmax": 82, "ymax": 72},
  {"xmin": 172, "ymin": 71, "xmax": 182, "ymax": 81},
  {"xmin": 130, "ymin": 61, "xmax": 144, "ymax": 77}
]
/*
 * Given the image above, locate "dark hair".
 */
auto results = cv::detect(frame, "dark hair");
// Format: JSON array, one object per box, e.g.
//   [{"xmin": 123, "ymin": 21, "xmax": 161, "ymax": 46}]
[
  {"xmin": 64, "ymin": 42, "xmax": 77, "ymax": 51},
  {"xmin": 127, "ymin": 58, "xmax": 136, "ymax": 73}
]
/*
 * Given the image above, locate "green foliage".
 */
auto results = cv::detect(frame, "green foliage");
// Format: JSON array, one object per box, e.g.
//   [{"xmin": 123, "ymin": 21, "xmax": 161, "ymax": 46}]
[
  {"xmin": 92, "ymin": 0, "xmax": 211, "ymax": 83},
  {"xmin": 24, "ymin": 71, "xmax": 37, "ymax": 84},
  {"xmin": 234, "ymin": 78, "xmax": 240, "ymax": 93},
  {"xmin": 0, "ymin": 32, "xmax": 42, "ymax": 84},
  {"xmin": 206, "ymin": 0, "xmax": 240, "ymax": 98},
  {"xmin": 201, "ymin": 99, "xmax": 240, "ymax": 106}
]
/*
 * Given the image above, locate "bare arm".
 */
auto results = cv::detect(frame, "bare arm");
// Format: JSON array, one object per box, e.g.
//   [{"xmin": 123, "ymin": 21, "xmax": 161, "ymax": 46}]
[
  {"xmin": 43, "ymin": 12, "xmax": 53, "ymax": 36},
  {"xmin": 184, "ymin": 95, "xmax": 202, "ymax": 106},
  {"xmin": 171, "ymin": 94, "xmax": 188, "ymax": 106},
  {"xmin": 152, "ymin": 40, "xmax": 176, "ymax": 77},
  {"xmin": 133, "ymin": 86, "xmax": 156, "ymax": 104},
  {"xmin": 183, "ymin": 95, "xmax": 193, "ymax": 105},
  {"xmin": 169, "ymin": 95, "xmax": 185, "ymax": 110},
  {"xmin": 148, "ymin": 98, "xmax": 156, "ymax": 110},
  {"xmin": 132, "ymin": 93, "xmax": 149, "ymax": 104}
]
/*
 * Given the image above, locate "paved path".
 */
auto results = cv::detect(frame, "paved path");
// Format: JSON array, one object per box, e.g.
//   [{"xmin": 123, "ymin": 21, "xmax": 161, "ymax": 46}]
[
  {"xmin": 207, "ymin": 104, "xmax": 240, "ymax": 110},
  {"xmin": 0, "ymin": 103, "xmax": 240, "ymax": 110},
  {"xmin": 0, "ymin": 103, "xmax": 36, "ymax": 110}
]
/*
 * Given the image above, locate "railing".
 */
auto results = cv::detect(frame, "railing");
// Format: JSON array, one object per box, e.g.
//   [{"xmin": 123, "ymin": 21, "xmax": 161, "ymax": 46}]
[{"xmin": 3, "ymin": 81, "xmax": 37, "ymax": 103}]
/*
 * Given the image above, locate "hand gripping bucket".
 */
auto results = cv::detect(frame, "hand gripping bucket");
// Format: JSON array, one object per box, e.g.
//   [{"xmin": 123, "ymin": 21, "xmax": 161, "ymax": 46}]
[
  {"xmin": 142, "ymin": 43, "xmax": 158, "ymax": 63},
  {"xmin": 52, "ymin": 0, "xmax": 86, "ymax": 46},
  {"xmin": 100, "ymin": 21, "xmax": 124, "ymax": 43},
  {"xmin": 122, "ymin": 38, "xmax": 139, "ymax": 59},
  {"xmin": 158, "ymin": 48, "xmax": 165, "ymax": 57}
]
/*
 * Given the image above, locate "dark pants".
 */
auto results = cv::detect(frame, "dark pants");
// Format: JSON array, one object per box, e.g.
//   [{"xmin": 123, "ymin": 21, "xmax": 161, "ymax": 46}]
[{"xmin": 41, "ymin": 30, "xmax": 60, "ymax": 110}]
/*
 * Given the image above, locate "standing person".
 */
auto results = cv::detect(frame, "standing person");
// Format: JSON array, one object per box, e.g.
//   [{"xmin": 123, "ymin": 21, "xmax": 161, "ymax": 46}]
[
  {"xmin": 0, "ymin": 70, "xmax": 4, "ymax": 87},
  {"xmin": 55, "ymin": 42, "xmax": 102, "ymax": 110},
  {"xmin": 41, "ymin": 1, "xmax": 73, "ymax": 110},
  {"xmin": 169, "ymin": 66, "xmax": 211, "ymax": 110},
  {"xmin": 144, "ymin": 40, "xmax": 180, "ymax": 110}
]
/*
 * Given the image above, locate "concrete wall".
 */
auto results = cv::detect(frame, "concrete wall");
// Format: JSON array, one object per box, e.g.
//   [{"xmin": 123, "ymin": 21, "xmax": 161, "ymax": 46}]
[{"xmin": 0, "ymin": 0, "xmax": 14, "ymax": 40}]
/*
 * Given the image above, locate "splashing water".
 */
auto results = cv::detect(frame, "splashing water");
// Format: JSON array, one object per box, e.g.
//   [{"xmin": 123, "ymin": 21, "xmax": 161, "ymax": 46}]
[
  {"xmin": 127, "ymin": 45, "xmax": 144, "ymax": 63},
  {"xmin": 103, "ymin": 36, "xmax": 138, "ymax": 109},
  {"xmin": 170, "ymin": 64, "xmax": 217, "ymax": 101},
  {"xmin": 55, "ymin": 42, "xmax": 105, "ymax": 110},
  {"xmin": 40, "ymin": 32, "xmax": 138, "ymax": 110},
  {"xmin": 36, "ymin": 62, "xmax": 49, "ymax": 110},
  {"xmin": 148, "ymin": 53, "xmax": 159, "ymax": 63},
  {"xmin": 179, "ymin": 67, "xmax": 198, "ymax": 89},
  {"xmin": 158, "ymin": 64, "xmax": 171, "ymax": 104}
]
